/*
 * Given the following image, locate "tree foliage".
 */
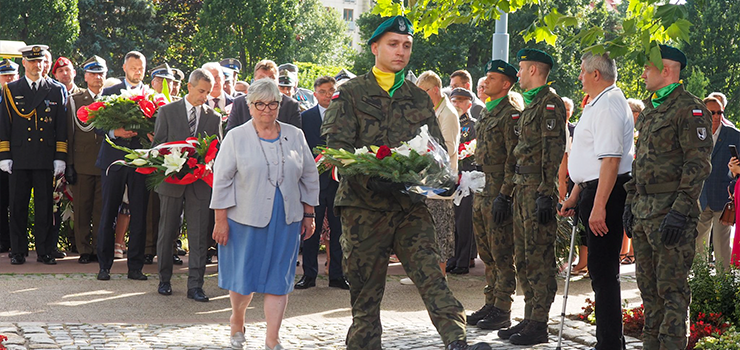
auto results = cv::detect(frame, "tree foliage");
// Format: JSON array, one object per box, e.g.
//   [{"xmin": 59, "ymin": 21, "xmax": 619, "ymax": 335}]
[
  {"xmin": 293, "ymin": 0, "xmax": 353, "ymax": 67},
  {"xmin": 0, "ymin": 0, "xmax": 80, "ymax": 56},
  {"xmin": 152, "ymin": 0, "xmax": 204, "ymax": 72}
]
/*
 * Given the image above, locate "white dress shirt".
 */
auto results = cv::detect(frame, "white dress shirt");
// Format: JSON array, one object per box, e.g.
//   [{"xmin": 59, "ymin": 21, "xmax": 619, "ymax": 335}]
[{"xmin": 183, "ymin": 97, "xmax": 202, "ymax": 133}]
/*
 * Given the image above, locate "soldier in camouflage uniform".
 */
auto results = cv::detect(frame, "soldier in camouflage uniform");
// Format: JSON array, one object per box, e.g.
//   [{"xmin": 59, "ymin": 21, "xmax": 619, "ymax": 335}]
[
  {"xmin": 467, "ymin": 60, "xmax": 521, "ymax": 331},
  {"xmin": 497, "ymin": 49, "xmax": 566, "ymax": 345},
  {"xmin": 623, "ymin": 45, "xmax": 712, "ymax": 350},
  {"xmin": 321, "ymin": 16, "xmax": 491, "ymax": 350}
]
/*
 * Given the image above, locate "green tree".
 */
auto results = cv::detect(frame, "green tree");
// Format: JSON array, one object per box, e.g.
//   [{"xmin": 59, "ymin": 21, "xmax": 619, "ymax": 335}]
[
  {"xmin": 0, "ymin": 0, "xmax": 79, "ymax": 56},
  {"xmin": 293, "ymin": 0, "xmax": 353, "ymax": 67},
  {"xmin": 152, "ymin": 0, "xmax": 204, "ymax": 72}
]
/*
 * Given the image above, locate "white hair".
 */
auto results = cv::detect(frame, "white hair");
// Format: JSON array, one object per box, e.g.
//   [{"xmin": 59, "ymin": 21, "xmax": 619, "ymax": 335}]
[
  {"xmin": 581, "ymin": 52, "xmax": 618, "ymax": 82},
  {"xmin": 246, "ymin": 78, "xmax": 281, "ymax": 104}
]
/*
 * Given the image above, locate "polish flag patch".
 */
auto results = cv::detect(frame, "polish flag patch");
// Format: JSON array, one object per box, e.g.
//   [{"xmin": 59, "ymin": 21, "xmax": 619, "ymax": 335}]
[
  {"xmin": 546, "ymin": 104, "xmax": 555, "ymax": 111},
  {"xmin": 692, "ymin": 109, "xmax": 703, "ymax": 116},
  {"xmin": 332, "ymin": 91, "xmax": 340, "ymax": 100},
  {"xmin": 511, "ymin": 113, "xmax": 520, "ymax": 120}
]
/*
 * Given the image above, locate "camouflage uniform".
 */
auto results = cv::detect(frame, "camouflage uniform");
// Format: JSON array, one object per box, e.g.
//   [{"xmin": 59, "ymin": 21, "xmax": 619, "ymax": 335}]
[
  {"xmin": 472, "ymin": 95, "xmax": 521, "ymax": 310},
  {"xmin": 624, "ymin": 85, "xmax": 712, "ymax": 350},
  {"xmin": 321, "ymin": 70, "xmax": 467, "ymax": 349},
  {"xmin": 511, "ymin": 87, "xmax": 566, "ymax": 323}
]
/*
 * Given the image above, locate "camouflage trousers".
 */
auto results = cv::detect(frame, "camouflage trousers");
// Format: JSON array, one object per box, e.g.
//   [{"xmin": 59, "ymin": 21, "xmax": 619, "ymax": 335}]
[
  {"xmin": 512, "ymin": 185, "xmax": 558, "ymax": 322},
  {"xmin": 633, "ymin": 217, "xmax": 696, "ymax": 350},
  {"xmin": 472, "ymin": 194, "xmax": 516, "ymax": 310},
  {"xmin": 339, "ymin": 205, "xmax": 467, "ymax": 349}
]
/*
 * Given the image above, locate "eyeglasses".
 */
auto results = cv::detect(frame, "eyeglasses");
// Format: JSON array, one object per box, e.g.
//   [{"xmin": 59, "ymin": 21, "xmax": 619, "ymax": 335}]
[
  {"xmin": 710, "ymin": 110, "xmax": 724, "ymax": 116},
  {"xmin": 316, "ymin": 89, "xmax": 336, "ymax": 96},
  {"xmin": 251, "ymin": 101, "xmax": 280, "ymax": 111}
]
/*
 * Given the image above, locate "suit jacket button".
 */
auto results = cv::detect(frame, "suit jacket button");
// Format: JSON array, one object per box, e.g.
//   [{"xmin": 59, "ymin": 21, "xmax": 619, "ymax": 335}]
[
  {"xmin": 27, "ymin": 138, "xmax": 31, "ymax": 142},
  {"xmin": 40, "ymin": 128, "xmax": 43, "ymax": 131},
  {"xmin": 28, "ymin": 127, "xmax": 31, "ymax": 131},
  {"xmin": 40, "ymin": 138, "xmax": 43, "ymax": 142}
]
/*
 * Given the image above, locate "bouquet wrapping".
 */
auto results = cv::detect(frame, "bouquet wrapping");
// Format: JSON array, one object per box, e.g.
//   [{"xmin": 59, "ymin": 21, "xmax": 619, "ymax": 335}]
[
  {"xmin": 453, "ymin": 170, "xmax": 486, "ymax": 205},
  {"xmin": 315, "ymin": 125, "xmax": 456, "ymax": 196},
  {"xmin": 105, "ymin": 135, "xmax": 219, "ymax": 189}
]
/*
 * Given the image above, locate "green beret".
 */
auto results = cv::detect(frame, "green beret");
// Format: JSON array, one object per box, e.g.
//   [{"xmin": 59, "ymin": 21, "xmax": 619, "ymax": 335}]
[
  {"xmin": 367, "ymin": 16, "xmax": 413, "ymax": 45},
  {"xmin": 659, "ymin": 44, "xmax": 687, "ymax": 70},
  {"xmin": 485, "ymin": 59, "xmax": 518, "ymax": 82},
  {"xmin": 516, "ymin": 48, "xmax": 554, "ymax": 68}
]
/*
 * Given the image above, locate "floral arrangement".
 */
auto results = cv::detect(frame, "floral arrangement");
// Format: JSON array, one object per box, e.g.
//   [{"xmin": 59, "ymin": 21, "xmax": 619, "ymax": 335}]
[
  {"xmin": 315, "ymin": 125, "xmax": 456, "ymax": 195},
  {"xmin": 458, "ymin": 139, "xmax": 476, "ymax": 161},
  {"xmin": 76, "ymin": 88, "xmax": 167, "ymax": 146},
  {"xmin": 105, "ymin": 134, "xmax": 219, "ymax": 189}
]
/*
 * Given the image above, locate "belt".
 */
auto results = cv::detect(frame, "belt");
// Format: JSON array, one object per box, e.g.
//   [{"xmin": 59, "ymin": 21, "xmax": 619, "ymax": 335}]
[
  {"xmin": 481, "ymin": 164, "xmax": 504, "ymax": 173},
  {"xmin": 578, "ymin": 173, "xmax": 632, "ymax": 191},
  {"xmin": 635, "ymin": 181, "xmax": 680, "ymax": 195},
  {"xmin": 515, "ymin": 165, "xmax": 540, "ymax": 174}
]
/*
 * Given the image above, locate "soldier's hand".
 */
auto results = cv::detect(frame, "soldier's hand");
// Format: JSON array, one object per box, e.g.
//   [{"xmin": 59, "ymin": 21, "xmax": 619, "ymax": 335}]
[
  {"xmin": 492, "ymin": 193, "xmax": 512, "ymax": 224},
  {"xmin": 0, "ymin": 160, "xmax": 12, "ymax": 174},
  {"xmin": 622, "ymin": 204, "xmax": 634, "ymax": 238},
  {"xmin": 53, "ymin": 160, "xmax": 66, "ymax": 177},
  {"xmin": 659, "ymin": 210, "xmax": 688, "ymax": 246},
  {"xmin": 65, "ymin": 165, "xmax": 77, "ymax": 185},
  {"xmin": 113, "ymin": 128, "xmax": 138, "ymax": 139},
  {"xmin": 535, "ymin": 194, "xmax": 554, "ymax": 225}
]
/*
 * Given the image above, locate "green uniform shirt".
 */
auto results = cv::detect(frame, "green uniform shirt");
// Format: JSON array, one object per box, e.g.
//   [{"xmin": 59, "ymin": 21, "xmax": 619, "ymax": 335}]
[{"xmin": 474, "ymin": 95, "xmax": 522, "ymax": 197}]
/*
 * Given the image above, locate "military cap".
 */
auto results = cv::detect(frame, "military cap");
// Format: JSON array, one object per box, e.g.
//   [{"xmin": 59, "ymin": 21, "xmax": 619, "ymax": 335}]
[
  {"xmin": 0, "ymin": 59, "xmax": 19, "ymax": 75},
  {"xmin": 223, "ymin": 69, "xmax": 234, "ymax": 82},
  {"xmin": 450, "ymin": 88, "xmax": 474, "ymax": 100},
  {"xmin": 278, "ymin": 70, "xmax": 297, "ymax": 87},
  {"xmin": 659, "ymin": 44, "xmax": 687, "ymax": 70},
  {"xmin": 485, "ymin": 59, "xmax": 518, "ymax": 82},
  {"xmin": 172, "ymin": 68, "xmax": 185, "ymax": 82},
  {"xmin": 18, "ymin": 45, "xmax": 49, "ymax": 61},
  {"xmin": 220, "ymin": 58, "xmax": 242, "ymax": 72},
  {"xmin": 335, "ymin": 68, "xmax": 356, "ymax": 82},
  {"xmin": 517, "ymin": 48, "xmax": 555, "ymax": 68},
  {"xmin": 278, "ymin": 63, "xmax": 298, "ymax": 73},
  {"xmin": 81, "ymin": 55, "xmax": 107, "ymax": 73},
  {"xmin": 51, "ymin": 56, "xmax": 73, "ymax": 76},
  {"xmin": 367, "ymin": 16, "xmax": 413, "ymax": 45},
  {"xmin": 150, "ymin": 63, "xmax": 175, "ymax": 80}
]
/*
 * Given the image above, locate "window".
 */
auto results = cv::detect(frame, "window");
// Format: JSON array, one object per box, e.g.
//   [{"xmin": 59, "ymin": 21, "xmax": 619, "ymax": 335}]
[{"xmin": 343, "ymin": 9, "xmax": 354, "ymax": 21}]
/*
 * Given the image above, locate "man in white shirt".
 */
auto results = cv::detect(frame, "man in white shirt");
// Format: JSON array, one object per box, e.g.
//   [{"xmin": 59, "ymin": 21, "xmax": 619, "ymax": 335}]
[
  {"xmin": 559, "ymin": 52, "xmax": 633, "ymax": 350},
  {"xmin": 201, "ymin": 62, "xmax": 233, "ymax": 111}
]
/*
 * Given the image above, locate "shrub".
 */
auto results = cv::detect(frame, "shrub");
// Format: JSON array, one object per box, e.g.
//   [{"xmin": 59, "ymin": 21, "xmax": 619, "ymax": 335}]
[
  {"xmin": 689, "ymin": 313, "xmax": 731, "ymax": 349},
  {"xmin": 695, "ymin": 326, "xmax": 740, "ymax": 350},
  {"xmin": 688, "ymin": 253, "xmax": 740, "ymax": 326},
  {"xmin": 622, "ymin": 304, "xmax": 644, "ymax": 339}
]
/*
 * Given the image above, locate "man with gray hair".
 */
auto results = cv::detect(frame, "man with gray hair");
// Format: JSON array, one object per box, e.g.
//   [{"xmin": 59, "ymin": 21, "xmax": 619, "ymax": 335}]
[
  {"xmin": 201, "ymin": 62, "xmax": 233, "ymax": 111},
  {"xmin": 559, "ymin": 51, "xmax": 633, "ymax": 350},
  {"xmin": 153, "ymin": 68, "xmax": 223, "ymax": 301}
]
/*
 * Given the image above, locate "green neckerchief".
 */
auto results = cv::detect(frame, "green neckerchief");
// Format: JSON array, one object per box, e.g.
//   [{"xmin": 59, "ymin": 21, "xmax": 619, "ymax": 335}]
[
  {"xmin": 485, "ymin": 96, "xmax": 506, "ymax": 111},
  {"xmin": 372, "ymin": 66, "xmax": 405, "ymax": 97},
  {"xmin": 651, "ymin": 83, "xmax": 681, "ymax": 108},
  {"xmin": 388, "ymin": 71, "xmax": 405, "ymax": 97},
  {"xmin": 522, "ymin": 85, "xmax": 547, "ymax": 105}
]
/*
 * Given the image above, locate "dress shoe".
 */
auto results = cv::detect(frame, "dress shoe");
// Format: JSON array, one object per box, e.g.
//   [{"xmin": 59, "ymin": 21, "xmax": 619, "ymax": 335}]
[
  {"xmin": 446, "ymin": 340, "xmax": 492, "ymax": 350},
  {"xmin": 508, "ymin": 320, "xmax": 549, "ymax": 345},
  {"xmin": 449, "ymin": 266, "xmax": 469, "ymax": 275},
  {"xmin": 230, "ymin": 330, "xmax": 245, "ymax": 349},
  {"xmin": 51, "ymin": 250, "xmax": 66, "ymax": 259},
  {"xmin": 328, "ymin": 278, "xmax": 350, "ymax": 290},
  {"xmin": 466, "ymin": 304, "xmax": 494, "ymax": 325},
  {"xmin": 143, "ymin": 254, "xmax": 155, "ymax": 265},
  {"xmin": 10, "ymin": 253, "xmax": 25, "ymax": 265},
  {"xmin": 206, "ymin": 255, "xmax": 214, "ymax": 264},
  {"xmin": 36, "ymin": 254, "xmax": 57, "ymax": 265},
  {"xmin": 78, "ymin": 254, "xmax": 92, "ymax": 264},
  {"xmin": 176, "ymin": 247, "xmax": 187, "ymax": 256},
  {"xmin": 476, "ymin": 306, "xmax": 511, "ymax": 330},
  {"xmin": 445, "ymin": 263, "xmax": 456, "ymax": 273},
  {"xmin": 498, "ymin": 319, "xmax": 529, "ymax": 339},
  {"xmin": 0, "ymin": 244, "xmax": 9, "ymax": 253},
  {"xmin": 158, "ymin": 282, "xmax": 172, "ymax": 295},
  {"xmin": 173, "ymin": 254, "xmax": 183, "ymax": 265},
  {"xmin": 127, "ymin": 270, "xmax": 148, "ymax": 280},
  {"xmin": 470, "ymin": 258, "xmax": 476, "ymax": 268},
  {"xmin": 97, "ymin": 268, "xmax": 111, "ymax": 280},
  {"xmin": 265, "ymin": 343, "xmax": 285, "ymax": 350},
  {"xmin": 187, "ymin": 288, "xmax": 209, "ymax": 302},
  {"xmin": 294, "ymin": 276, "xmax": 316, "ymax": 289}
]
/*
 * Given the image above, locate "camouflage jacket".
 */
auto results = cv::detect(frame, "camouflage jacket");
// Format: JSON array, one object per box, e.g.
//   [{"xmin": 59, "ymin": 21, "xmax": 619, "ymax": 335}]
[
  {"xmin": 512, "ymin": 86, "xmax": 566, "ymax": 197},
  {"xmin": 474, "ymin": 95, "xmax": 522, "ymax": 197},
  {"xmin": 321, "ymin": 70, "xmax": 444, "ymax": 211},
  {"xmin": 624, "ymin": 85, "xmax": 712, "ymax": 219}
]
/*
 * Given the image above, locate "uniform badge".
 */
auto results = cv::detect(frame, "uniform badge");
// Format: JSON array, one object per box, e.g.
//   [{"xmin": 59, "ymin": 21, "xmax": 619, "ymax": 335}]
[
  {"xmin": 14, "ymin": 95, "xmax": 23, "ymax": 99},
  {"xmin": 697, "ymin": 127, "xmax": 707, "ymax": 140},
  {"xmin": 511, "ymin": 113, "xmax": 520, "ymax": 120},
  {"xmin": 331, "ymin": 91, "xmax": 340, "ymax": 100},
  {"xmin": 546, "ymin": 104, "xmax": 555, "ymax": 111},
  {"xmin": 398, "ymin": 18, "xmax": 406, "ymax": 31},
  {"xmin": 514, "ymin": 125, "xmax": 521, "ymax": 136},
  {"xmin": 692, "ymin": 109, "xmax": 703, "ymax": 116},
  {"xmin": 546, "ymin": 119, "xmax": 555, "ymax": 130},
  {"xmin": 486, "ymin": 62, "xmax": 492, "ymax": 71}
]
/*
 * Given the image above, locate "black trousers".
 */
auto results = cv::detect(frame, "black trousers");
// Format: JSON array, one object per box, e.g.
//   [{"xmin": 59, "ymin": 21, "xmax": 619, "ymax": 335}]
[
  {"xmin": 302, "ymin": 186, "xmax": 344, "ymax": 279},
  {"xmin": 9, "ymin": 169, "xmax": 54, "ymax": 256},
  {"xmin": 450, "ymin": 194, "xmax": 476, "ymax": 268},
  {"xmin": 577, "ymin": 174, "xmax": 630, "ymax": 350},
  {"xmin": 97, "ymin": 166, "xmax": 149, "ymax": 271},
  {"xmin": 0, "ymin": 171, "xmax": 10, "ymax": 248}
]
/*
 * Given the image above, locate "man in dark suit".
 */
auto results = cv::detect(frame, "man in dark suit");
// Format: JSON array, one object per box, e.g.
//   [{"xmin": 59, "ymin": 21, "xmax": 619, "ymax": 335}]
[
  {"xmin": 0, "ymin": 45, "xmax": 68, "ymax": 265},
  {"xmin": 153, "ymin": 68, "xmax": 222, "ymax": 301},
  {"xmin": 295, "ymin": 76, "xmax": 348, "ymax": 290},
  {"xmin": 95, "ymin": 50, "xmax": 150, "ymax": 281},
  {"xmin": 225, "ymin": 59, "xmax": 301, "ymax": 133},
  {"xmin": 0, "ymin": 58, "xmax": 20, "ymax": 255},
  {"xmin": 201, "ymin": 62, "xmax": 234, "ymax": 111},
  {"xmin": 66, "ymin": 55, "xmax": 107, "ymax": 264}
]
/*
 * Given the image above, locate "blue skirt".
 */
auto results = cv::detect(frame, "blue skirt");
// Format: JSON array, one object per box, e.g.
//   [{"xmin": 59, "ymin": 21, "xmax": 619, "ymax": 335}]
[{"xmin": 218, "ymin": 187, "xmax": 301, "ymax": 295}]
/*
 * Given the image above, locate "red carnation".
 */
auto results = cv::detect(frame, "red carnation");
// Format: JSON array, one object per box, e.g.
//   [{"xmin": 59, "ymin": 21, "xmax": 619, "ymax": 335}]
[
  {"xmin": 76, "ymin": 107, "xmax": 90, "ymax": 123},
  {"xmin": 130, "ymin": 95, "xmax": 146, "ymax": 102},
  {"xmin": 187, "ymin": 157, "xmax": 198, "ymax": 168},
  {"xmin": 87, "ymin": 101, "xmax": 106, "ymax": 112},
  {"xmin": 138, "ymin": 100, "xmax": 156, "ymax": 118},
  {"xmin": 375, "ymin": 145, "xmax": 392, "ymax": 160}
]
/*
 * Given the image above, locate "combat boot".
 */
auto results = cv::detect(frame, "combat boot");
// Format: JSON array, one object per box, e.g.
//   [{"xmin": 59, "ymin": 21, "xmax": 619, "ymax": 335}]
[
  {"xmin": 476, "ymin": 306, "xmax": 511, "ymax": 330},
  {"xmin": 466, "ymin": 304, "xmax": 494, "ymax": 325},
  {"xmin": 446, "ymin": 340, "xmax": 492, "ymax": 350},
  {"xmin": 508, "ymin": 320, "xmax": 549, "ymax": 345},
  {"xmin": 497, "ymin": 319, "xmax": 529, "ymax": 339}
]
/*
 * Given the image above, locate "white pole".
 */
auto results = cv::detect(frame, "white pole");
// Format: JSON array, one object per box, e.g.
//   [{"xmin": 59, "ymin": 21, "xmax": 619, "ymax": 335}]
[{"xmin": 492, "ymin": 11, "xmax": 510, "ymax": 62}]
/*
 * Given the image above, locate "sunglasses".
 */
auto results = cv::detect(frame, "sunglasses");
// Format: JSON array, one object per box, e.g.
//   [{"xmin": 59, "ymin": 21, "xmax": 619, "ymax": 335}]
[{"xmin": 710, "ymin": 110, "xmax": 724, "ymax": 116}]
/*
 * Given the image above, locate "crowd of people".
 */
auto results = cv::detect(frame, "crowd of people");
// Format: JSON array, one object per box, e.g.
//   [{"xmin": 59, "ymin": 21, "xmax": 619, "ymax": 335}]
[{"xmin": 1, "ymin": 13, "xmax": 739, "ymax": 350}]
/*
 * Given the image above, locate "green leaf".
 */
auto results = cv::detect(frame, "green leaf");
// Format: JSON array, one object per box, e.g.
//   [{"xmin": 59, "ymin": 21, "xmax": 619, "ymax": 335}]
[
  {"xmin": 623, "ymin": 18, "xmax": 636, "ymax": 34},
  {"xmin": 558, "ymin": 16, "xmax": 578, "ymax": 28},
  {"xmin": 534, "ymin": 26, "xmax": 557, "ymax": 46},
  {"xmin": 161, "ymin": 78, "xmax": 172, "ymax": 103},
  {"xmin": 649, "ymin": 44, "xmax": 664, "ymax": 71},
  {"xmin": 655, "ymin": 4, "xmax": 684, "ymax": 24},
  {"xmin": 665, "ymin": 18, "xmax": 692, "ymax": 42},
  {"xmin": 543, "ymin": 9, "xmax": 561, "ymax": 31}
]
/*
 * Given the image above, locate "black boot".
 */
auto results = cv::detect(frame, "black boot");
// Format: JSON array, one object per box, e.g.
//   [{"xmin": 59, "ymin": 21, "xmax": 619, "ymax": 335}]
[
  {"xmin": 466, "ymin": 304, "xmax": 494, "ymax": 325},
  {"xmin": 476, "ymin": 307, "xmax": 511, "ymax": 330},
  {"xmin": 446, "ymin": 340, "xmax": 492, "ymax": 350},
  {"xmin": 508, "ymin": 320, "xmax": 549, "ymax": 345},
  {"xmin": 497, "ymin": 319, "xmax": 529, "ymax": 339}
]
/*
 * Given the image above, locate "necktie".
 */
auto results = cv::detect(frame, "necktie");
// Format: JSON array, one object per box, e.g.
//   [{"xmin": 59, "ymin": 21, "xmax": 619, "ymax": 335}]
[
  {"xmin": 188, "ymin": 107, "xmax": 197, "ymax": 136},
  {"xmin": 212, "ymin": 98, "xmax": 220, "ymax": 109},
  {"xmin": 31, "ymin": 82, "xmax": 36, "ymax": 91}
]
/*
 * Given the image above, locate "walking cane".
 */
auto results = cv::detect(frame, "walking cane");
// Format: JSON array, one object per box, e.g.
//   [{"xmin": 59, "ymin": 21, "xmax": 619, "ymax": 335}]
[{"xmin": 556, "ymin": 208, "xmax": 578, "ymax": 350}]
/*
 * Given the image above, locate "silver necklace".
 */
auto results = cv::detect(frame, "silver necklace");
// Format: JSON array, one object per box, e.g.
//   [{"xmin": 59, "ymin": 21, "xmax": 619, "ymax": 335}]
[{"xmin": 254, "ymin": 123, "xmax": 285, "ymax": 187}]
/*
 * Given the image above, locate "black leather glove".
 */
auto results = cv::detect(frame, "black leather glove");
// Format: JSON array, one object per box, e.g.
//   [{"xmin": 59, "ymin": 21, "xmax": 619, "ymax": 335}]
[
  {"xmin": 367, "ymin": 177, "xmax": 406, "ymax": 194},
  {"xmin": 659, "ymin": 210, "xmax": 688, "ymax": 245},
  {"xmin": 65, "ymin": 164, "xmax": 77, "ymax": 185},
  {"xmin": 535, "ymin": 194, "xmax": 554, "ymax": 225},
  {"xmin": 623, "ymin": 204, "xmax": 634, "ymax": 238},
  {"xmin": 492, "ymin": 193, "xmax": 513, "ymax": 224}
]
